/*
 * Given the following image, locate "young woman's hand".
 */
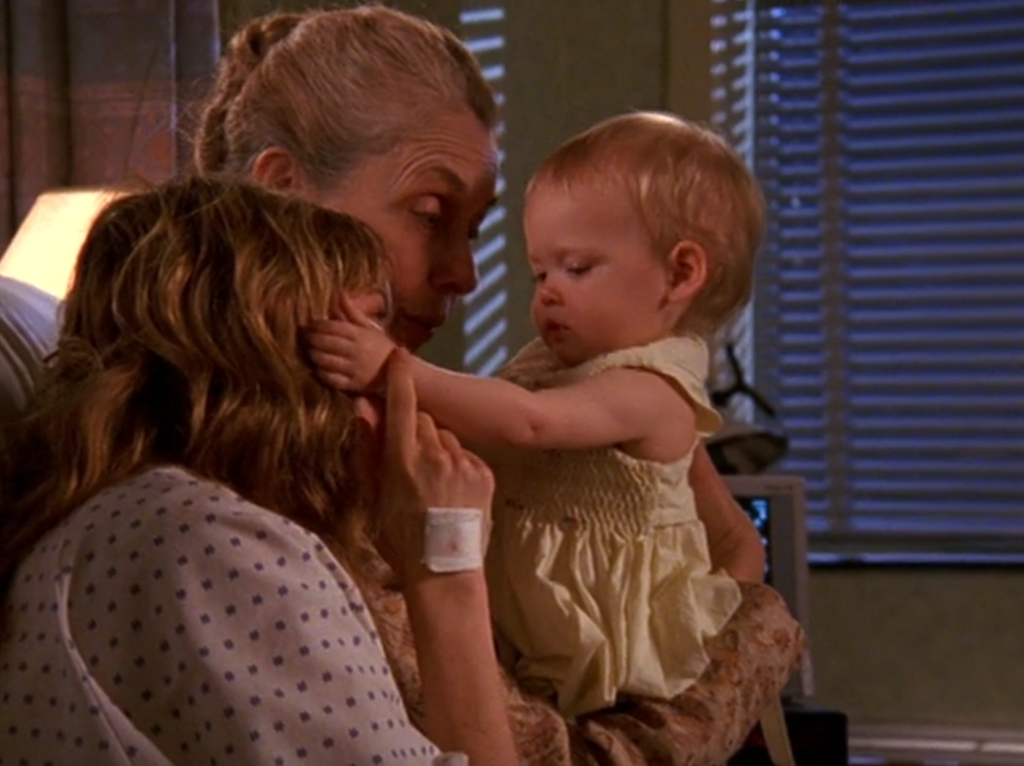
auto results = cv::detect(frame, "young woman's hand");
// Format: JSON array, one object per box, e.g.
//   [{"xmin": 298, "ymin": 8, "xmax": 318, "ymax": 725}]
[
  {"xmin": 306, "ymin": 293, "xmax": 396, "ymax": 392},
  {"xmin": 375, "ymin": 349, "xmax": 494, "ymax": 585}
]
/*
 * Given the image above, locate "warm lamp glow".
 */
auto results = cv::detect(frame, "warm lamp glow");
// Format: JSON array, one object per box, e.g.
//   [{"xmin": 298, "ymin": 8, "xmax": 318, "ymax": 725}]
[{"xmin": 0, "ymin": 188, "xmax": 123, "ymax": 300}]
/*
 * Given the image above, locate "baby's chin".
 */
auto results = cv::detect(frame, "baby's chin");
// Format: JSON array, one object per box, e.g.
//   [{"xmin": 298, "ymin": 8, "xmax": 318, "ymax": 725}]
[{"xmin": 541, "ymin": 336, "xmax": 594, "ymax": 368}]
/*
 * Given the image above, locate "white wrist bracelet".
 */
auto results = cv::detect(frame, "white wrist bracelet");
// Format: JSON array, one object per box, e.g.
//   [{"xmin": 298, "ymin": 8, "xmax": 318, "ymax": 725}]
[
  {"xmin": 423, "ymin": 507, "xmax": 485, "ymax": 573},
  {"xmin": 432, "ymin": 753, "xmax": 468, "ymax": 766}
]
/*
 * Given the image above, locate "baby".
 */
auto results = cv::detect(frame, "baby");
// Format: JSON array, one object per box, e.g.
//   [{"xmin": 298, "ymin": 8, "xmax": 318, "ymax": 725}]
[{"xmin": 308, "ymin": 111, "xmax": 766, "ymax": 718}]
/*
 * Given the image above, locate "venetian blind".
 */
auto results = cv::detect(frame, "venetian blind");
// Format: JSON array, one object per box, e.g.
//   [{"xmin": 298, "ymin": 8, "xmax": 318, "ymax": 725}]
[
  {"xmin": 460, "ymin": 4, "xmax": 511, "ymax": 376},
  {"xmin": 709, "ymin": 0, "xmax": 759, "ymax": 424},
  {"xmin": 712, "ymin": 0, "xmax": 1024, "ymax": 562}
]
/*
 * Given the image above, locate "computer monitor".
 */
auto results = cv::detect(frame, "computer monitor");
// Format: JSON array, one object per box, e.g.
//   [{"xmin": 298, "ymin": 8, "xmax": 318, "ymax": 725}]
[{"xmin": 724, "ymin": 474, "xmax": 814, "ymax": 700}]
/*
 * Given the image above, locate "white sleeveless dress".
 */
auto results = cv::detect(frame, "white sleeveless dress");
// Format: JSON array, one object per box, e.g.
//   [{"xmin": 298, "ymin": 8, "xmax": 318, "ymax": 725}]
[{"xmin": 486, "ymin": 336, "xmax": 742, "ymax": 718}]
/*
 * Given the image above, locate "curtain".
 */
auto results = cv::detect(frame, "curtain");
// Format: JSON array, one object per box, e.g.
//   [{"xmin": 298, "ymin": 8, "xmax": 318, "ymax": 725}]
[{"xmin": 0, "ymin": 0, "xmax": 220, "ymax": 248}]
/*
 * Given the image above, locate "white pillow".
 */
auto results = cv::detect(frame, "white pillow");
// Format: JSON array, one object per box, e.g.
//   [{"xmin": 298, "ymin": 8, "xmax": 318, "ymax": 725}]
[{"xmin": 0, "ymin": 277, "xmax": 60, "ymax": 423}]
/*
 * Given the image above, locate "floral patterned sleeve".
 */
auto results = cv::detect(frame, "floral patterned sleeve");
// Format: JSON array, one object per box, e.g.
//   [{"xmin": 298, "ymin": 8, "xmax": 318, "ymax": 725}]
[{"xmin": 362, "ymin": 547, "xmax": 805, "ymax": 766}]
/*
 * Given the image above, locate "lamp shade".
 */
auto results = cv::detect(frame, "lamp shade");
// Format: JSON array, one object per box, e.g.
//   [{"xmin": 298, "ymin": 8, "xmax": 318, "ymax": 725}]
[{"xmin": 0, "ymin": 188, "xmax": 122, "ymax": 300}]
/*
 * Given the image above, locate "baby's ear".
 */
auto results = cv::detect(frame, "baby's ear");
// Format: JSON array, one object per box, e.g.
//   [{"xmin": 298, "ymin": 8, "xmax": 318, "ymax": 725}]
[{"xmin": 666, "ymin": 240, "xmax": 708, "ymax": 304}]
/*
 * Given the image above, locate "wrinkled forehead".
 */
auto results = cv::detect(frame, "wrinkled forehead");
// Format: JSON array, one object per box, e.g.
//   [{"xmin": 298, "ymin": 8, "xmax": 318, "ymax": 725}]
[{"xmin": 386, "ymin": 109, "xmax": 499, "ymax": 198}]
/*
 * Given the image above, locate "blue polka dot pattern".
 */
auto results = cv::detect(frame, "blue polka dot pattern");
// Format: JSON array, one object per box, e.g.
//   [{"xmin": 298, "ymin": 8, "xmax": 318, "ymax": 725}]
[{"xmin": 0, "ymin": 466, "xmax": 457, "ymax": 765}]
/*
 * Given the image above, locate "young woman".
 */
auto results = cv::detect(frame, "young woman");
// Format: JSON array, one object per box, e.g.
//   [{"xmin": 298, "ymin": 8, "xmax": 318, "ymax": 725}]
[{"xmin": 0, "ymin": 176, "xmax": 516, "ymax": 765}]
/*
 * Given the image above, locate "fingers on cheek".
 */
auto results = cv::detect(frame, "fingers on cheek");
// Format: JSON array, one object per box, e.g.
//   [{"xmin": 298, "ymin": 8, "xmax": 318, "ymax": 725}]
[
  {"xmin": 307, "ymin": 332, "xmax": 338, "ymax": 352},
  {"xmin": 310, "ymin": 351, "xmax": 342, "ymax": 372},
  {"xmin": 471, "ymin": 457, "xmax": 494, "ymax": 486},
  {"xmin": 436, "ymin": 429, "xmax": 462, "ymax": 455},
  {"xmin": 415, "ymin": 412, "xmax": 441, "ymax": 447},
  {"xmin": 414, "ymin": 412, "xmax": 432, "ymax": 431},
  {"xmin": 424, "ymin": 447, "xmax": 453, "ymax": 479},
  {"xmin": 354, "ymin": 398, "xmax": 374, "ymax": 422},
  {"xmin": 455, "ymin": 450, "xmax": 480, "ymax": 478}
]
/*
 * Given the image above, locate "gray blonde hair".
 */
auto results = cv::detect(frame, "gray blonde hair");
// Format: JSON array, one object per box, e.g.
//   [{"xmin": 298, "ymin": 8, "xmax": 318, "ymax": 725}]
[{"xmin": 193, "ymin": 6, "xmax": 498, "ymax": 187}]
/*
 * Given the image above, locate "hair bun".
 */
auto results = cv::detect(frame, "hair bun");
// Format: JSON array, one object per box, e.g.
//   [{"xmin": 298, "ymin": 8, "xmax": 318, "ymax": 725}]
[{"xmin": 234, "ymin": 12, "xmax": 303, "ymax": 65}]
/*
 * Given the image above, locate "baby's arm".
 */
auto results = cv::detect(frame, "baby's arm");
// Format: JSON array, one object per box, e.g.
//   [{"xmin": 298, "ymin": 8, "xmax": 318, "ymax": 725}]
[
  {"xmin": 407, "ymin": 361, "xmax": 695, "ymax": 457},
  {"xmin": 690, "ymin": 443, "xmax": 767, "ymax": 581},
  {"xmin": 305, "ymin": 301, "xmax": 694, "ymax": 455}
]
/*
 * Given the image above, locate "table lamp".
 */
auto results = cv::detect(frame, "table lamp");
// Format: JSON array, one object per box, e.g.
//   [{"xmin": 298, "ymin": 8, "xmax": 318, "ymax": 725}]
[{"xmin": 0, "ymin": 188, "xmax": 123, "ymax": 300}]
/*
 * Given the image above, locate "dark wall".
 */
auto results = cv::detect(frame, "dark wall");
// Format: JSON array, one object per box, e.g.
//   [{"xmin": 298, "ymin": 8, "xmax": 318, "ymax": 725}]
[{"xmin": 500, "ymin": 0, "xmax": 665, "ymax": 351}]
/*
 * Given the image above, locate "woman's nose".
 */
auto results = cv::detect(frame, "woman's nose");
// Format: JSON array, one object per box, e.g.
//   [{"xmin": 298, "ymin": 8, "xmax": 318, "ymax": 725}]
[{"xmin": 432, "ymin": 240, "xmax": 478, "ymax": 296}]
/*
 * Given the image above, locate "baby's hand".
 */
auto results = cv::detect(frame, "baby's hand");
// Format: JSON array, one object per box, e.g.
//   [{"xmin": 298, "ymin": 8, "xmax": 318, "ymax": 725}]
[{"xmin": 306, "ymin": 293, "xmax": 397, "ymax": 392}]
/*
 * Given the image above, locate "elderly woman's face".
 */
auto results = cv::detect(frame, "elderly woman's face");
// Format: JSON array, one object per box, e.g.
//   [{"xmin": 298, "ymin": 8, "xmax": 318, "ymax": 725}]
[{"xmin": 315, "ymin": 110, "xmax": 498, "ymax": 350}]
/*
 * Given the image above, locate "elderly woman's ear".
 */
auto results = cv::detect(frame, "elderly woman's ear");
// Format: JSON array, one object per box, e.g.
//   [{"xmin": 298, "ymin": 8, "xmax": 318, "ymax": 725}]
[{"xmin": 252, "ymin": 147, "xmax": 307, "ymax": 193}]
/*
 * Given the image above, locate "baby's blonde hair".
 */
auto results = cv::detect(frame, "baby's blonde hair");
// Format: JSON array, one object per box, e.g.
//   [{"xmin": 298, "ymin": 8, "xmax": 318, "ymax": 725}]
[{"xmin": 528, "ymin": 111, "xmax": 765, "ymax": 336}]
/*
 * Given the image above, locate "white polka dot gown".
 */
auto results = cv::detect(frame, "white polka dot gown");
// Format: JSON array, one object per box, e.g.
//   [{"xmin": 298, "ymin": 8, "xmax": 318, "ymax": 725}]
[{"xmin": 0, "ymin": 466, "xmax": 461, "ymax": 765}]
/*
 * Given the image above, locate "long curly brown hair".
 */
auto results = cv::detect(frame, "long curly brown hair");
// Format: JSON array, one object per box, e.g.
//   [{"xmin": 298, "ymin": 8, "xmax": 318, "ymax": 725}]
[{"xmin": 0, "ymin": 176, "xmax": 388, "ymax": 594}]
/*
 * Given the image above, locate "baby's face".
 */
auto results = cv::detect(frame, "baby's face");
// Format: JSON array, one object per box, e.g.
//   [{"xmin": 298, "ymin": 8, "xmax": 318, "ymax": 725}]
[{"xmin": 523, "ymin": 181, "xmax": 678, "ymax": 366}]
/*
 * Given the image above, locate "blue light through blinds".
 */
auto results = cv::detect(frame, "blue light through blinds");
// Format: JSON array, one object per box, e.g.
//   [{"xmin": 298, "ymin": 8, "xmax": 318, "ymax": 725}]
[
  {"xmin": 460, "ymin": 4, "xmax": 510, "ymax": 376},
  {"xmin": 709, "ymin": 0, "xmax": 758, "ymax": 423},
  {"xmin": 714, "ymin": 0, "xmax": 1024, "ymax": 561}
]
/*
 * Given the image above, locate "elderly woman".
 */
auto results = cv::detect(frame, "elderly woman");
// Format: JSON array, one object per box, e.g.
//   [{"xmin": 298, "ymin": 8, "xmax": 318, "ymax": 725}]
[{"xmin": 0, "ymin": 6, "xmax": 802, "ymax": 764}]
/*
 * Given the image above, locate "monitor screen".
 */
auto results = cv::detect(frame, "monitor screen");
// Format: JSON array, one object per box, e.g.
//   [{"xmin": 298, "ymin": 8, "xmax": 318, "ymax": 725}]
[{"xmin": 734, "ymin": 494, "xmax": 773, "ymax": 581}]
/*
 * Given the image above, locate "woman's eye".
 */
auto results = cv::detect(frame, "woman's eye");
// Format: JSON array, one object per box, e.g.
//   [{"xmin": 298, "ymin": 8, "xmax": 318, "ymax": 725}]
[
  {"xmin": 410, "ymin": 196, "xmax": 446, "ymax": 231},
  {"xmin": 414, "ymin": 210, "xmax": 442, "ymax": 228}
]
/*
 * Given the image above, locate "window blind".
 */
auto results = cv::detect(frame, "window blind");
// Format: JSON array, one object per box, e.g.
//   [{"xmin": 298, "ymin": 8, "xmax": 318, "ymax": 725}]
[
  {"xmin": 460, "ymin": 4, "xmax": 511, "ymax": 376},
  {"xmin": 709, "ymin": 0, "xmax": 758, "ymax": 424},
  {"xmin": 712, "ymin": 0, "xmax": 1024, "ymax": 562}
]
